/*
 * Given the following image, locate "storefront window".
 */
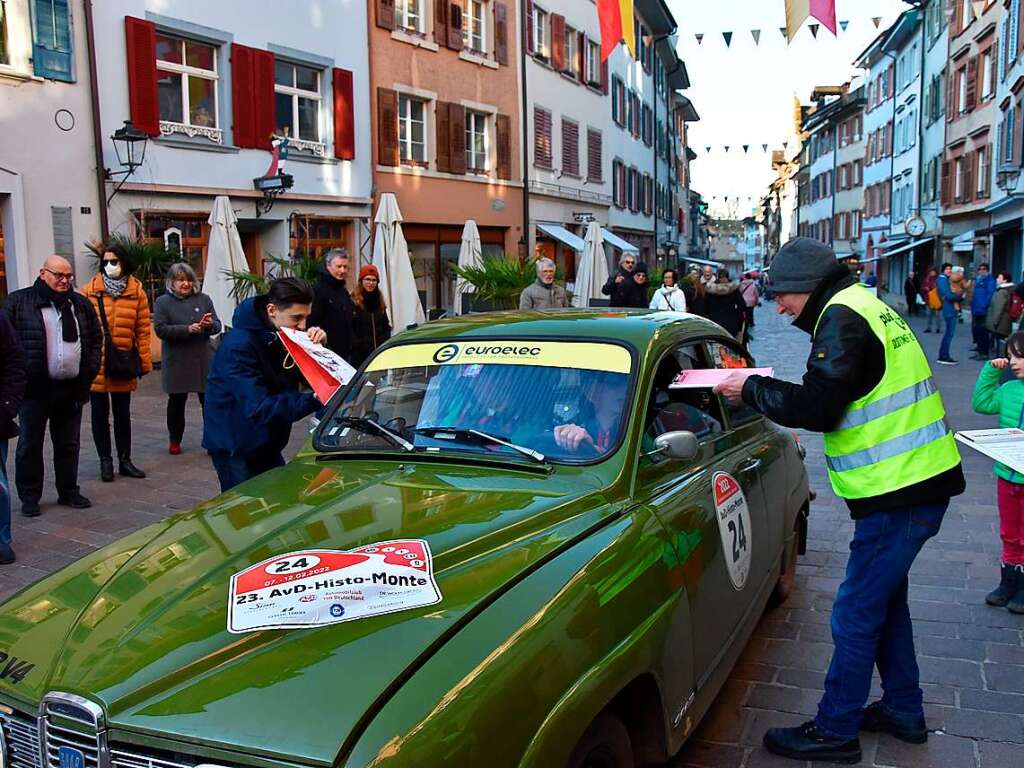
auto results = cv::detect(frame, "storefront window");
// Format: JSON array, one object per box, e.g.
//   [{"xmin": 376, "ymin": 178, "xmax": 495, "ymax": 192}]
[
  {"xmin": 141, "ymin": 213, "xmax": 209, "ymax": 277},
  {"xmin": 290, "ymin": 216, "xmax": 349, "ymax": 261}
]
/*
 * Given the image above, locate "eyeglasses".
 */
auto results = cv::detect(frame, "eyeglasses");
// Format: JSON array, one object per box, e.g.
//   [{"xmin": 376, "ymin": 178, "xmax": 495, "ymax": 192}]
[
  {"xmin": 623, "ymin": 260, "xmax": 636, "ymax": 265},
  {"xmin": 43, "ymin": 269, "xmax": 74, "ymax": 283}
]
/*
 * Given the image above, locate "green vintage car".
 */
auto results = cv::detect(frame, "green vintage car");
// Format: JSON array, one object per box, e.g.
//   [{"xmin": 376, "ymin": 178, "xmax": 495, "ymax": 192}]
[{"xmin": 0, "ymin": 310, "xmax": 810, "ymax": 768}]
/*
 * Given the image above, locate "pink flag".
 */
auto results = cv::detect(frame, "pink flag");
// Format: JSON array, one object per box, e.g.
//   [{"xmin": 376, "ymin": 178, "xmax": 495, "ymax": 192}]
[{"xmin": 809, "ymin": 0, "xmax": 837, "ymax": 35}]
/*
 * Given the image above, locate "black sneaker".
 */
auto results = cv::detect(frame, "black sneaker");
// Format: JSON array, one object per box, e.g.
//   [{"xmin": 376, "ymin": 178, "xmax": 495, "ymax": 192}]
[
  {"xmin": 860, "ymin": 701, "xmax": 928, "ymax": 744},
  {"xmin": 0, "ymin": 543, "xmax": 15, "ymax": 564},
  {"xmin": 763, "ymin": 721, "xmax": 861, "ymax": 764},
  {"xmin": 57, "ymin": 492, "xmax": 92, "ymax": 509},
  {"xmin": 21, "ymin": 502, "xmax": 40, "ymax": 518},
  {"xmin": 936, "ymin": 357, "xmax": 958, "ymax": 365}
]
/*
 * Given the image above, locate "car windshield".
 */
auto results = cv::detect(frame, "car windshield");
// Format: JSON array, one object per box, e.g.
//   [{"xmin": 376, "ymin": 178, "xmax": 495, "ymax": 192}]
[{"xmin": 315, "ymin": 340, "xmax": 634, "ymax": 464}]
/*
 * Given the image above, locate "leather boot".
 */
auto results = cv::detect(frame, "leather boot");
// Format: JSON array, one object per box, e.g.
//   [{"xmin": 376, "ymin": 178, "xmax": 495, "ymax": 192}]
[
  {"xmin": 986, "ymin": 563, "xmax": 1018, "ymax": 607},
  {"xmin": 1008, "ymin": 565, "xmax": 1024, "ymax": 615},
  {"xmin": 118, "ymin": 455, "xmax": 147, "ymax": 479},
  {"xmin": 100, "ymin": 457, "xmax": 115, "ymax": 483}
]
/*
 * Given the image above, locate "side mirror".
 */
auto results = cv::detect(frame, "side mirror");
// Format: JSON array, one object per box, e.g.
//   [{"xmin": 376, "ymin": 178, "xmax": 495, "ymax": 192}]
[{"xmin": 652, "ymin": 430, "xmax": 700, "ymax": 462}]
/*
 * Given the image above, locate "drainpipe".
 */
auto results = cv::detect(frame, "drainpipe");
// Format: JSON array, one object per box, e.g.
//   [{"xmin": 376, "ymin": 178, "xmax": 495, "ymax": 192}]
[
  {"xmin": 830, "ymin": 120, "xmax": 838, "ymax": 248},
  {"xmin": 519, "ymin": 1, "xmax": 531, "ymax": 259},
  {"xmin": 83, "ymin": 0, "xmax": 109, "ymax": 242}
]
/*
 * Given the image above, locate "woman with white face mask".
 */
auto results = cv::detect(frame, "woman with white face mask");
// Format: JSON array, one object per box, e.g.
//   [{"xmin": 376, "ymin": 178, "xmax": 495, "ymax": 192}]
[{"xmin": 82, "ymin": 246, "xmax": 153, "ymax": 482}]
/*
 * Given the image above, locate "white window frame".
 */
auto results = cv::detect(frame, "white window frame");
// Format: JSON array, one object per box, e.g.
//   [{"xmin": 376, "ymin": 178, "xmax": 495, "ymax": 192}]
[
  {"xmin": 954, "ymin": 156, "xmax": 964, "ymax": 200},
  {"xmin": 586, "ymin": 39, "xmax": 600, "ymax": 84},
  {"xmin": 398, "ymin": 94, "xmax": 427, "ymax": 163},
  {"xmin": 978, "ymin": 146, "xmax": 989, "ymax": 195},
  {"xmin": 396, "ymin": 0, "xmax": 424, "ymax": 34},
  {"xmin": 156, "ymin": 34, "xmax": 220, "ymax": 131},
  {"xmin": 564, "ymin": 24, "xmax": 578, "ymax": 76},
  {"xmin": 465, "ymin": 109, "xmax": 489, "ymax": 172},
  {"xmin": 962, "ymin": 0, "xmax": 973, "ymax": 32},
  {"xmin": 0, "ymin": 0, "xmax": 9, "ymax": 66},
  {"xmin": 274, "ymin": 60, "xmax": 323, "ymax": 143},
  {"xmin": 981, "ymin": 50, "xmax": 993, "ymax": 100},
  {"xmin": 958, "ymin": 67, "xmax": 967, "ymax": 114},
  {"xmin": 533, "ymin": 6, "xmax": 549, "ymax": 59},
  {"xmin": 466, "ymin": 0, "xmax": 486, "ymax": 53}
]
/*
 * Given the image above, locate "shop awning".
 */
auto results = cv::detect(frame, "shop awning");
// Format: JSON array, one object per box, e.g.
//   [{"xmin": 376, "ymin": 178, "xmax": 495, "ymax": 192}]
[
  {"xmin": 952, "ymin": 230, "xmax": 976, "ymax": 253},
  {"xmin": 601, "ymin": 228, "xmax": 639, "ymax": 253},
  {"xmin": 537, "ymin": 223, "xmax": 585, "ymax": 252},
  {"xmin": 682, "ymin": 256, "xmax": 724, "ymax": 268},
  {"xmin": 880, "ymin": 237, "xmax": 932, "ymax": 259}
]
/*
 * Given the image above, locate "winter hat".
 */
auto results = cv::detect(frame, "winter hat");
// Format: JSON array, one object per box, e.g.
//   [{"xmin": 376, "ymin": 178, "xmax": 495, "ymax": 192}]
[
  {"xmin": 767, "ymin": 237, "xmax": 838, "ymax": 294},
  {"xmin": 359, "ymin": 264, "xmax": 380, "ymax": 281},
  {"xmin": 634, "ymin": 262, "xmax": 649, "ymax": 276}
]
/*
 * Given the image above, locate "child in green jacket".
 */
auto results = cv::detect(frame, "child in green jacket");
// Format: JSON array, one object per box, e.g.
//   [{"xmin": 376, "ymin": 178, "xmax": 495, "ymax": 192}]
[{"xmin": 971, "ymin": 331, "xmax": 1024, "ymax": 613}]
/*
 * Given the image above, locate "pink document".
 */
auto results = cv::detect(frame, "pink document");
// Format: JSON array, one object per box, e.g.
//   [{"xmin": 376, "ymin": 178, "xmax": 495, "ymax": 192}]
[{"xmin": 670, "ymin": 368, "xmax": 774, "ymax": 389}]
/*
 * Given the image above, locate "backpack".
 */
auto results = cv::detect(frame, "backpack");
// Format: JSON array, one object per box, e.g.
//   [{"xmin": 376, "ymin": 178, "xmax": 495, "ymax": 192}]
[
  {"xmin": 1010, "ymin": 292, "xmax": 1024, "ymax": 321},
  {"xmin": 927, "ymin": 286, "xmax": 943, "ymax": 311}
]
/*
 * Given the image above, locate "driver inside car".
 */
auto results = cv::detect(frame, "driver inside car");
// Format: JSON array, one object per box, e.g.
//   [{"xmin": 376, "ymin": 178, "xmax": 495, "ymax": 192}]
[{"xmin": 553, "ymin": 375, "xmax": 629, "ymax": 454}]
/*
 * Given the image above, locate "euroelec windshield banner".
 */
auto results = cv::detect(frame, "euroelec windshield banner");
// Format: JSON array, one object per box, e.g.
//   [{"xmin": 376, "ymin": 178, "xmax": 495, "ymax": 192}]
[{"xmin": 367, "ymin": 341, "xmax": 633, "ymax": 374}]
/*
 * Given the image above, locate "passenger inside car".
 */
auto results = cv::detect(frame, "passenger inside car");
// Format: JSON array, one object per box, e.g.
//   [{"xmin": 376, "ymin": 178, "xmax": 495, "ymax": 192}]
[{"xmin": 553, "ymin": 374, "xmax": 630, "ymax": 454}]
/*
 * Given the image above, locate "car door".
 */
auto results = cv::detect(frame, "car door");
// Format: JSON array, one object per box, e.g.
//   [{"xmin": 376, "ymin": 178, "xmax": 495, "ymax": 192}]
[{"xmin": 634, "ymin": 340, "xmax": 770, "ymax": 691}]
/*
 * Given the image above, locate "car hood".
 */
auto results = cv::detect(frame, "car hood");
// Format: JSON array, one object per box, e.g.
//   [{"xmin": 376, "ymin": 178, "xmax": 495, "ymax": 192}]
[{"xmin": 0, "ymin": 457, "xmax": 613, "ymax": 765}]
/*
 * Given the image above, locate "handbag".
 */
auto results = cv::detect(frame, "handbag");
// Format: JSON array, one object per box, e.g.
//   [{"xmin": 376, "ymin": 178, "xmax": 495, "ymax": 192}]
[{"xmin": 96, "ymin": 292, "xmax": 142, "ymax": 381}]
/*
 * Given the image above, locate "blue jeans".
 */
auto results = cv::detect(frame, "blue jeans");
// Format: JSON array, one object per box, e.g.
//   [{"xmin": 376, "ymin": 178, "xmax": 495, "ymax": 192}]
[
  {"xmin": 815, "ymin": 502, "xmax": 947, "ymax": 739},
  {"xmin": 939, "ymin": 314, "xmax": 957, "ymax": 359},
  {"xmin": 209, "ymin": 451, "xmax": 285, "ymax": 493},
  {"xmin": 0, "ymin": 441, "xmax": 10, "ymax": 546}
]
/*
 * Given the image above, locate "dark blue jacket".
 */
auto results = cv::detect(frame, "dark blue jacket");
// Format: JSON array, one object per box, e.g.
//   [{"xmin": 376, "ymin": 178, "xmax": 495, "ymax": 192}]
[
  {"xmin": 936, "ymin": 274, "xmax": 963, "ymax": 319},
  {"xmin": 202, "ymin": 297, "xmax": 318, "ymax": 460},
  {"xmin": 971, "ymin": 273, "xmax": 996, "ymax": 315}
]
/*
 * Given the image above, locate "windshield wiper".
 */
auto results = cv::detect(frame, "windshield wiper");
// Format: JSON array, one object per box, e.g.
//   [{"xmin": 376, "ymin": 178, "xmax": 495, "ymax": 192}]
[
  {"xmin": 415, "ymin": 426, "xmax": 547, "ymax": 463},
  {"xmin": 336, "ymin": 416, "xmax": 415, "ymax": 452}
]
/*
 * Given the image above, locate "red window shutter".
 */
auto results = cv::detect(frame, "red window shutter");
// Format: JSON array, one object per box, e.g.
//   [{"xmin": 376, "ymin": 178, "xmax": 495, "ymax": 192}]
[
  {"xmin": 561, "ymin": 119, "xmax": 579, "ymax": 176},
  {"xmin": 332, "ymin": 68, "xmax": 356, "ymax": 160},
  {"xmin": 253, "ymin": 49, "xmax": 276, "ymax": 149},
  {"xmin": 434, "ymin": 0, "xmax": 448, "ymax": 45},
  {"xmin": 947, "ymin": 67, "xmax": 956, "ymax": 122},
  {"xmin": 495, "ymin": 113, "xmax": 512, "ymax": 179},
  {"xmin": 377, "ymin": 87, "xmax": 399, "ymax": 166},
  {"xmin": 526, "ymin": 0, "xmax": 533, "ymax": 53},
  {"xmin": 376, "ymin": 0, "xmax": 396, "ymax": 30},
  {"xmin": 551, "ymin": 14, "xmax": 565, "ymax": 70},
  {"xmin": 436, "ymin": 102, "xmax": 452, "ymax": 172},
  {"xmin": 124, "ymin": 17, "xmax": 159, "ymax": 136},
  {"xmin": 494, "ymin": 1, "xmax": 509, "ymax": 65},
  {"xmin": 449, "ymin": 103, "xmax": 467, "ymax": 174},
  {"xmin": 231, "ymin": 44, "xmax": 256, "ymax": 148},
  {"xmin": 534, "ymin": 107, "xmax": 552, "ymax": 168},
  {"xmin": 966, "ymin": 56, "xmax": 977, "ymax": 112},
  {"xmin": 587, "ymin": 129, "xmax": 601, "ymax": 182},
  {"xmin": 601, "ymin": 59, "xmax": 608, "ymax": 94},
  {"xmin": 447, "ymin": 1, "xmax": 465, "ymax": 51}
]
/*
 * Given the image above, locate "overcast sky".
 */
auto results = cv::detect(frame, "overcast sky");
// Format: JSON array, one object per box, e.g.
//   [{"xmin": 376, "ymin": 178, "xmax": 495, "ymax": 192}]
[{"xmin": 665, "ymin": 0, "xmax": 912, "ymax": 218}]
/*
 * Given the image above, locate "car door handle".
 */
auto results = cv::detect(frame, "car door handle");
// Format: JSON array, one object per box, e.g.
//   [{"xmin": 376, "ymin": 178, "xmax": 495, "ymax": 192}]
[{"xmin": 738, "ymin": 459, "xmax": 762, "ymax": 474}]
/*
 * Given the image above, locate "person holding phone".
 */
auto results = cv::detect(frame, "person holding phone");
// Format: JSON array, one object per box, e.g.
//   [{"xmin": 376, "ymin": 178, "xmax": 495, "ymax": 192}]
[{"xmin": 153, "ymin": 263, "xmax": 221, "ymax": 455}]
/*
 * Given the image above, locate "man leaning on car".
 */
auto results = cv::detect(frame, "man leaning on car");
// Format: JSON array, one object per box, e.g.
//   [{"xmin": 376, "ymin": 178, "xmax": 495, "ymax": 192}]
[{"xmin": 715, "ymin": 237, "xmax": 965, "ymax": 765}]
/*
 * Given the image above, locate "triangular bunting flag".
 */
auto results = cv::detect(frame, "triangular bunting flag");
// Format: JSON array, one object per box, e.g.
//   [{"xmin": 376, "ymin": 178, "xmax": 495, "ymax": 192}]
[
  {"xmin": 872, "ymin": 17, "xmax": 881, "ymax": 29},
  {"xmin": 780, "ymin": 27, "xmax": 788, "ymax": 39},
  {"xmin": 809, "ymin": 23, "xmax": 820, "ymax": 38},
  {"xmin": 783, "ymin": 141, "xmax": 789, "ymax": 150},
  {"xmin": 724, "ymin": 146, "xmax": 730, "ymax": 153},
  {"xmin": 696, "ymin": 33, "xmax": 704, "ymax": 45},
  {"xmin": 839, "ymin": 20, "xmax": 849, "ymax": 32},
  {"xmin": 742, "ymin": 145, "xmax": 749, "ymax": 153},
  {"xmin": 751, "ymin": 29, "xmax": 761, "ymax": 45},
  {"xmin": 762, "ymin": 143, "xmax": 768, "ymax": 152},
  {"xmin": 705, "ymin": 146, "xmax": 712, "ymax": 154},
  {"xmin": 722, "ymin": 31, "xmax": 733, "ymax": 47},
  {"xmin": 971, "ymin": 0, "xmax": 985, "ymax": 20}
]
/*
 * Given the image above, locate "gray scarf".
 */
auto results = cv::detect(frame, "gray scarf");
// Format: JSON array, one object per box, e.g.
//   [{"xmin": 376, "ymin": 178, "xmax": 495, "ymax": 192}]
[{"xmin": 102, "ymin": 273, "xmax": 128, "ymax": 298}]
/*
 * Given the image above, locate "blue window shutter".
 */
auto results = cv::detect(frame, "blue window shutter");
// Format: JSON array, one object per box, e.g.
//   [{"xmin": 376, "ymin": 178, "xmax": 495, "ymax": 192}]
[{"xmin": 32, "ymin": 0, "xmax": 74, "ymax": 82}]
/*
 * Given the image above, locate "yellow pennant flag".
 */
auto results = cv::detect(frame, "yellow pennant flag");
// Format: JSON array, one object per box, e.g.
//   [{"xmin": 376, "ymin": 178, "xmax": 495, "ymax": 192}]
[
  {"xmin": 785, "ymin": 0, "xmax": 810, "ymax": 42},
  {"xmin": 619, "ymin": 0, "xmax": 636, "ymax": 57}
]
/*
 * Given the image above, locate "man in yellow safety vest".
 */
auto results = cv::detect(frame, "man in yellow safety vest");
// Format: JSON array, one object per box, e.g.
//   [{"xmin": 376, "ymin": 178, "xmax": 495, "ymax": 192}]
[{"xmin": 716, "ymin": 237, "xmax": 965, "ymax": 764}]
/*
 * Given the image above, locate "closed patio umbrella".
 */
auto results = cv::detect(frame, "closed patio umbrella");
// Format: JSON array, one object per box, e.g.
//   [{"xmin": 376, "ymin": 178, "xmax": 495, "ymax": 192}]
[
  {"xmin": 572, "ymin": 222, "xmax": 610, "ymax": 308},
  {"xmin": 372, "ymin": 193, "xmax": 426, "ymax": 331},
  {"xmin": 455, "ymin": 219, "xmax": 483, "ymax": 315},
  {"xmin": 204, "ymin": 196, "xmax": 248, "ymax": 332}
]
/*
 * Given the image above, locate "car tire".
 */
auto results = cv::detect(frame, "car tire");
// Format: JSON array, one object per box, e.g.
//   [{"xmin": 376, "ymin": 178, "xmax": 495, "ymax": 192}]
[
  {"xmin": 567, "ymin": 712, "xmax": 634, "ymax": 768},
  {"xmin": 770, "ymin": 520, "xmax": 800, "ymax": 607}
]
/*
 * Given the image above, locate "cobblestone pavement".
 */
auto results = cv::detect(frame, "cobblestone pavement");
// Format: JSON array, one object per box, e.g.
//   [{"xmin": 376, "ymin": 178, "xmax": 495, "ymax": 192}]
[{"xmin": 2, "ymin": 301, "xmax": 1022, "ymax": 768}]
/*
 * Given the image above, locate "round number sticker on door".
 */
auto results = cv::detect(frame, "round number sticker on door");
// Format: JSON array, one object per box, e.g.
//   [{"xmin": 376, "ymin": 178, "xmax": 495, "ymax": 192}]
[{"xmin": 712, "ymin": 472, "xmax": 753, "ymax": 590}]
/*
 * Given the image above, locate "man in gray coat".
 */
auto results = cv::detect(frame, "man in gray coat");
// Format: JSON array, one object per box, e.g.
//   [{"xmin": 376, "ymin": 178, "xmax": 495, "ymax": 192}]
[{"xmin": 519, "ymin": 258, "xmax": 568, "ymax": 310}]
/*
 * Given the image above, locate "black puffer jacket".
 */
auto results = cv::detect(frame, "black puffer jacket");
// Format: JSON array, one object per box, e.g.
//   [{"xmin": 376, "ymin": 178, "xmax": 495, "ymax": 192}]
[
  {"xmin": 741, "ymin": 265, "xmax": 965, "ymax": 518},
  {"xmin": 2, "ymin": 281, "xmax": 102, "ymax": 403},
  {"xmin": 0, "ymin": 312, "xmax": 26, "ymax": 439},
  {"xmin": 308, "ymin": 269, "xmax": 354, "ymax": 360},
  {"xmin": 601, "ymin": 268, "xmax": 648, "ymax": 308}
]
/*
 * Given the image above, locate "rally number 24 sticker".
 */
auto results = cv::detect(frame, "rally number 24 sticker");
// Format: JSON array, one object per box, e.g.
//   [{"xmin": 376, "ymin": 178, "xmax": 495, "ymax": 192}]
[
  {"xmin": 228, "ymin": 540, "xmax": 441, "ymax": 633},
  {"xmin": 713, "ymin": 472, "xmax": 753, "ymax": 591}
]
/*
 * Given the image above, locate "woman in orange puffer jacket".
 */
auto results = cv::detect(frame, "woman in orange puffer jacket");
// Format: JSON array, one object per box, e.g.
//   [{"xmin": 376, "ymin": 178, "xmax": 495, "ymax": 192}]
[{"xmin": 81, "ymin": 245, "xmax": 153, "ymax": 482}]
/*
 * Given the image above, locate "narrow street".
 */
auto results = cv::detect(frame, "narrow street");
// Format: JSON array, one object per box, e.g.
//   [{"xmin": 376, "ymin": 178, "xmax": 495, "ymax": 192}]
[{"xmin": 2, "ymin": 302, "xmax": 1022, "ymax": 767}]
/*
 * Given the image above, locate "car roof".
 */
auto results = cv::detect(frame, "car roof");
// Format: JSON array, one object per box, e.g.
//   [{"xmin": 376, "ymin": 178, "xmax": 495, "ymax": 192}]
[{"xmin": 393, "ymin": 309, "xmax": 730, "ymax": 350}]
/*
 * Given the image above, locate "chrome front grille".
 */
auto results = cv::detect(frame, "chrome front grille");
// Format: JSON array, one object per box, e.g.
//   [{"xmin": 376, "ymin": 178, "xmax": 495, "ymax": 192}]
[
  {"xmin": 0, "ymin": 708, "xmax": 42, "ymax": 768},
  {"xmin": 40, "ymin": 694, "xmax": 104, "ymax": 768},
  {"xmin": 110, "ymin": 748, "xmax": 194, "ymax": 768},
  {"xmin": 43, "ymin": 721, "xmax": 101, "ymax": 768}
]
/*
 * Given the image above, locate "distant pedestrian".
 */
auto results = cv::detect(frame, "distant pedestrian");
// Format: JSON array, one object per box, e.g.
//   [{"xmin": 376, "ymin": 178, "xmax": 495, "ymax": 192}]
[
  {"xmin": 904, "ymin": 271, "xmax": 920, "ymax": 316},
  {"xmin": 684, "ymin": 267, "xmax": 706, "ymax": 316},
  {"xmin": 0, "ymin": 312, "xmax": 26, "ymax": 563},
  {"xmin": 2, "ymin": 256, "xmax": 102, "ymax": 516},
  {"xmin": 308, "ymin": 248, "xmax": 355, "ymax": 361},
  {"xmin": 203, "ymin": 278, "xmax": 325, "ymax": 492},
  {"xmin": 700, "ymin": 264, "xmax": 716, "ymax": 289},
  {"xmin": 519, "ymin": 257, "xmax": 569, "ymax": 310},
  {"xmin": 740, "ymin": 271, "xmax": 760, "ymax": 332},
  {"xmin": 350, "ymin": 264, "xmax": 392, "ymax": 367},
  {"xmin": 602, "ymin": 253, "xmax": 646, "ymax": 307},
  {"xmin": 703, "ymin": 269, "xmax": 747, "ymax": 342},
  {"xmin": 921, "ymin": 267, "xmax": 940, "ymax": 332},
  {"xmin": 970, "ymin": 263, "xmax": 996, "ymax": 359},
  {"xmin": 936, "ymin": 262, "xmax": 964, "ymax": 365},
  {"xmin": 649, "ymin": 268, "xmax": 687, "ymax": 311},
  {"xmin": 986, "ymin": 272, "xmax": 1016, "ymax": 356},
  {"xmin": 82, "ymin": 245, "xmax": 153, "ymax": 482},
  {"xmin": 153, "ymin": 263, "xmax": 221, "ymax": 455},
  {"xmin": 971, "ymin": 331, "xmax": 1024, "ymax": 614}
]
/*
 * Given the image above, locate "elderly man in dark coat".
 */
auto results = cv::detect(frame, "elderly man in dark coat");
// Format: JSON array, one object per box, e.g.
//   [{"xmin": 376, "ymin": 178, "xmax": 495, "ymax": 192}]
[
  {"xmin": 308, "ymin": 248, "xmax": 355, "ymax": 361},
  {"xmin": 153, "ymin": 263, "xmax": 222, "ymax": 455}
]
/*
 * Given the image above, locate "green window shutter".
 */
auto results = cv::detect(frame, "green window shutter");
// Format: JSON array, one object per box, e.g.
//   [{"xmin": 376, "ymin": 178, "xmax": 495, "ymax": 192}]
[{"xmin": 32, "ymin": 0, "xmax": 74, "ymax": 82}]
